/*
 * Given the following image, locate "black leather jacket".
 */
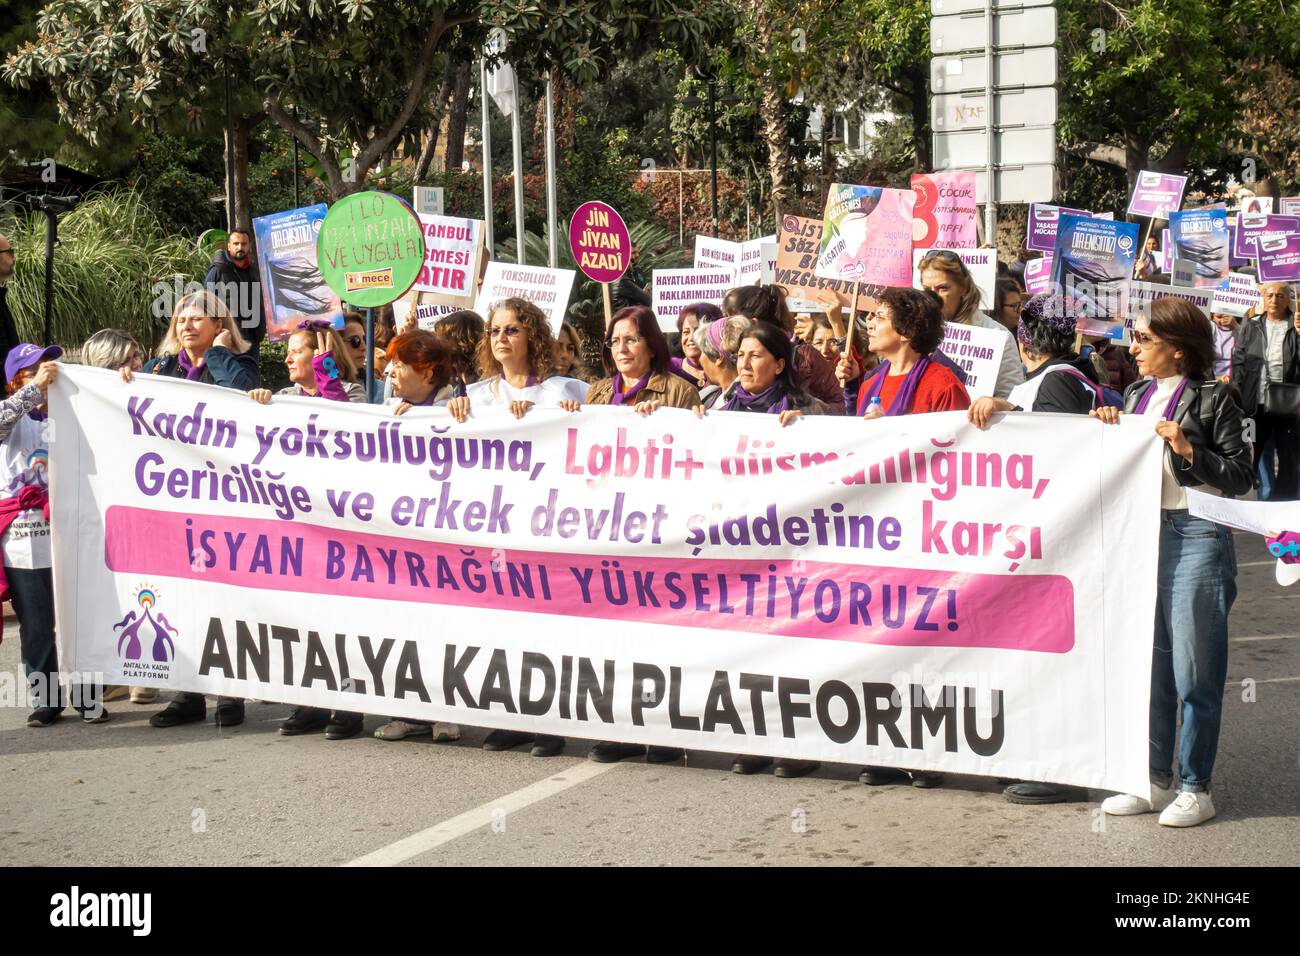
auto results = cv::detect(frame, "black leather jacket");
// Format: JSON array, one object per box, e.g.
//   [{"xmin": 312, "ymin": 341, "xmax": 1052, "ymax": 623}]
[
  {"xmin": 1122, "ymin": 376, "xmax": 1253, "ymax": 498},
  {"xmin": 1231, "ymin": 313, "xmax": 1299, "ymax": 413}
]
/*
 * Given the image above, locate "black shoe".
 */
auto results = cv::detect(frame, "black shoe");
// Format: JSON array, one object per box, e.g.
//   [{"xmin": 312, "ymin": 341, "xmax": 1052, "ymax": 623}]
[
  {"xmin": 279, "ymin": 706, "xmax": 330, "ymax": 736},
  {"xmin": 858, "ymin": 765, "xmax": 909, "ymax": 786},
  {"xmin": 79, "ymin": 707, "xmax": 111, "ymax": 724},
  {"xmin": 774, "ymin": 758, "xmax": 820, "ymax": 778},
  {"xmin": 483, "ymin": 729, "xmax": 535, "ymax": 751},
  {"xmin": 588, "ymin": 741, "xmax": 647, "ymax": 763},
  {"xmin": 909, "ymin": 771, "xmax": 945, "ymax": 789},
  {"xmin": 530, "ymin": 734, "xmax": 566, "ymax": 757},
  {"xmin": 646, "ymin": 746, "xmax": 685, "ymax": 764},
  {"xmin": 150, "ymin": 697, "xmax": 206, "ymax": 728},
  {"xmin": 325, "ymin": 712, "xmax": 364, "ymax": 740},
  {"xmin": 26, "ymin": 707, "xmax": 62, "ymax": 728},
  {"xmin": 1003, "ymin": 782, "xmax": 1077, "ymax": 804},
  {"xmin": 214, "ymin": 701, "xmax": 245, "ymax": 727},
  {"xmin": 731, "ymin": 754, "xmax": 774, "ymax": 775}
]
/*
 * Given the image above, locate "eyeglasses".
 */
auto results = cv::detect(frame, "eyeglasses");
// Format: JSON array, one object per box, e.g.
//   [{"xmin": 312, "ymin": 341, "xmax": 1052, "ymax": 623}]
[
  {"xmin": 0, "ymin": 247, "xmax": 13, "ymax": 256},
  {"xmin": 609, "ymin": 336, "xmax": 644, "ymax": 349},
  {"xmin": 489, "ymin": 326, "xmax": 524, "ymax": 339},
  {"xmin": 345, "ymin": 336, "xmax": 365, "ymax": 348},
  {"xmin": 1132, "ymin": 330, "xmax": 1161, "ymax": 347}
]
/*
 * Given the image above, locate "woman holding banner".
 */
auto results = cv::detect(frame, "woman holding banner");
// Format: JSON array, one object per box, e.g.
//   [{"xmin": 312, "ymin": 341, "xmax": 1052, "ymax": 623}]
[
  {"xmin": 692, "ymin": 315, "xmax": 750, "ymax": 409},
  {"xmin": 1094, "ymin": 297, "xmax": 1252, "ymax": 827},
  {"xmin": 123, "ymin": 290, "xmax": 259, "ymax": 729},
  {"xmin": 573, "ymin": 306, "xmax": 698, "ymax": 414},
  {"xmin": 445, "ymin": 298, "xmax": 587, "ymax": 424},
  {"xmin": 838, "ymin": 288, "xmax": 970, "ymax": 422},
  {"xmin": 250, "ymin": 322, "xmax": 366, "ymax": 405},
  {"xmin": 917, "ymin": 250, "xmax": 1024, "ymax": 400},
  {"xmin": 553, "ymin": 321, "xmax": 591, "ymax": 382},
  {"xmin": 722, "ymin": 285, "xmax": 843, "ymax": 412}
]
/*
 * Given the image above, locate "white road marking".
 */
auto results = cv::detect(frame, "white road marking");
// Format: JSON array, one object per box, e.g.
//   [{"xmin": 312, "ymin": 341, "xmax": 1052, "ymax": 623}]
[
  {"xmin": 1231, "ymin": 634, "xmax": 1300, "ymax": 643},
  {"xmin": 343, "ymin": 760, "xmax": 621, "ymax": 866},
  {"xmin": 1227, "ymin": 676, "xmax": 1300, "ymax": 686},
  {"xmin": 1238, "ymin": 560, "xmax": 1279, "ymax": 568}
]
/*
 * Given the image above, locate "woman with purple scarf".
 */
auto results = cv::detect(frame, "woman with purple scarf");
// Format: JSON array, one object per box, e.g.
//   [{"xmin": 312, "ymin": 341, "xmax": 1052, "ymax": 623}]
[
  {"xmin": 669, "ymin": 302, "xmax": 721, "ymax": 389},
  {"xmin": 839, "ymin": 288, "xmax": 970, "ymax": 422},
  {"xmin": 1092, "ymin": 297, "xmax": 1252, "ymax": 828},
  {"xmin": 572, "ymin": 306, "xmax": 698, "ymax": 413}
]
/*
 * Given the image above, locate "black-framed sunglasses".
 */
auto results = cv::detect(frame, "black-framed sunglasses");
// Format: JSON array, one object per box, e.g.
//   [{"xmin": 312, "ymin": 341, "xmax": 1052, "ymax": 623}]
[{"xmin": 345, "ymin": 336, "xmax": 365, "ymax": 348}]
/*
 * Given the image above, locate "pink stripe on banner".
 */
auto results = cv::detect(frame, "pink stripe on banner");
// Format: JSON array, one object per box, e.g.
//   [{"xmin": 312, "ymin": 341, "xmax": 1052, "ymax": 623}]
[{"xmin": 104, "ymin": 505, "xmax": 1075, "ymax": 653}]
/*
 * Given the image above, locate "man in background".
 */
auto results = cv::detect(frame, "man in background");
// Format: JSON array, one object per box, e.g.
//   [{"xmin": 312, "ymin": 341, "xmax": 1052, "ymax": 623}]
[
  {"xmin": 0, "ymin": 232, "xmax": 21, "ymax": 372},
  {"xmin": 205, "ymin": 228, "xmax": 264, "ymax": 358}
]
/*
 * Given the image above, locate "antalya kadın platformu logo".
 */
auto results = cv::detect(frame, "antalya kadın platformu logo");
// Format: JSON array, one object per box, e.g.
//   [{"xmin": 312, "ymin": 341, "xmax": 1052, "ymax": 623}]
[{"xmin": 114, "ymin": 587, "xmax": 178, "ymax": 671}]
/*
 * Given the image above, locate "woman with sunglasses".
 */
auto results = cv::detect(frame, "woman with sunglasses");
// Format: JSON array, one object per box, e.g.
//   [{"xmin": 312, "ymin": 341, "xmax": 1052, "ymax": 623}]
[
  {"xmin": 1094, "ymin": 297, "xmax": 1252, "ymax": 827},
  {"xmin": 341, "ymin": 313, "xmax": 386, "ymax": 404},
  {"xmin": 445, "ymin": 298, "xmax": 587, "ymax": 425},
  {"xmin": 249, "ymin": 321, "xmax": 366, "ymax": 407},
  {"xmin": 918, "ymin": 249, "xmax": 1024, "ymax": 399}
]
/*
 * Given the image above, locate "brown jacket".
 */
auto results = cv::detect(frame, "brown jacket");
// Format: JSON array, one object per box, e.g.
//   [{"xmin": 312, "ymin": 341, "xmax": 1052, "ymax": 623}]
[{"xmin": 586, "ymin": 371, "xmax": 699, "ymax": 409}]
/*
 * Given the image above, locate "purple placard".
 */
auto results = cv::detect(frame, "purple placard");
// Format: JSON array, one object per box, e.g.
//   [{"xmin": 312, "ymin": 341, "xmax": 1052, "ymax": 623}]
[
  {"xmin": 1127, "ymin": 171, "xmax": 1188, "ymax": 220},
  {"xmin": 1027, "ymin": 204, "xmax": 1096, "ymax": 252},
  {"xmin": 1232, "ymin": 213, "xmax": 1300, "ymax": 261},
  {"xmin": 1256, "ymin": 231, "xmax": 1300, "ymax": 282},
  {"xmin": 1023, "ymin": 255, "xmax": 1053, "ymax": 294},
  {"xmin": 568, "ymin": 200, "xmax": 631, "ymax": 284}
]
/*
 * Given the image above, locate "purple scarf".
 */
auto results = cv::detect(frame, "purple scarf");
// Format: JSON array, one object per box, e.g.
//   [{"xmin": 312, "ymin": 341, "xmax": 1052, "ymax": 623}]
[
  {"xmin": 1132, "ymin": 376, "xmax": 1188, "ymax": 420},
  {"xmin": 610, "ymin": 372, "xmax": 651, "ymax": 406},
  {"xmin": 176, "ymin": 349, "xmax": 205, "ymax": 381},
  {"xmin": 670, "ymin": 356, "xmax": 706, "ymax": 386},
  {"xmin": 856, "ymin": 355, "xmax": 931, "ymax": 417},
  {"xmin": 722, "ymin": 382, "xmax": 792, "ymax": 414}
]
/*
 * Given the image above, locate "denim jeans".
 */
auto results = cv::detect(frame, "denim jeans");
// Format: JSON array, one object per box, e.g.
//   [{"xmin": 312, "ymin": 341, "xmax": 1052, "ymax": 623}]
[
  {"xmin": 1253, "ymin": 412, "xmax": 1299, "ymax": 501},
  {"xmin": 1149, "ymin": 511, "xmax": 1236, "ymax": 793},
  {"xmin": 9, "ymin": 566, "xmax": 60, "ymax": 709}
]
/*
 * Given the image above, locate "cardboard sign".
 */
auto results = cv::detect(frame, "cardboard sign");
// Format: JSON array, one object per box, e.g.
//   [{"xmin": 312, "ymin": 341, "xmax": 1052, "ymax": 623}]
[
  {"xmin": 1239, "ymin": 196, "xmax": 1274, "ymax": 216},
  {"xmin": 413, "ymin": 186, "xmax": 445, "ymax": 216},
  {"xmin": 1087, "ymin": 280, "xmax": 1214, "ymax": 344},
  {"xmin": 1127, "ymin": 171, "xmax": 1187, "ymax": 221},
  {"xmin": 650, "ymin": 269, "xmax": 734, "ymax": 332},
  {"xmin": 913, "ymin": 248, "xmax": 995, "ymax": 307},
  {"xmin": 317, "ymin": 191, "xmax": 425, "ymax": 308},
  {"xmin": 1211, "ymin": 273, "xmax": 1261, "ymax": 317},
  {"xmin": 911, "ymin": 171, "xmax": 978, "ymax": 248},
  {"xmin": 1050, "ymin": 215, "xmax": 1139, "ymax": 320},
  {"xmin": 474, "ymin": 262, "xmax": 577, "ymax": 336},
  {"xmin": 693, "ymin": 235, "xmax": 777, "ymax": 286},
  {"xmin": 939, "ymin": 320, "xmax": 1006, "ymax": 400},
  {"xmin": 569, "ymin": 201, "xmax": 631, "ymax": 284},
  {"xmin": 1168, "ymin": 208, "xmax": 1230, "ymax": 290},
  {"xmin": 413, "ymin": 214, "xmax": 483, "ymax": 305},
  {"xmin": 252, "ymin": 203, "xmax": 344, "ymax": 342},
  {"xmin": 772, "ymin": 215, "xmax": 880, "ymax": 310},
  {"xmin": 1256, "ymin": 227, "xmax": 1300, "ymax": 282},
  {"xmin": 1023, "ymin": 255, "xmax": 1053, "ymax": 295},
  {"xmin": 392, "ymin": 297, "xmax": 465, "ymax": 331},
  {"xmin": 815, "ymin": 183, "xmax": 916, "ymax": 288},
  {"xmin": 738, "ymin": 236, "xmax": 776, "ymax": 284}
]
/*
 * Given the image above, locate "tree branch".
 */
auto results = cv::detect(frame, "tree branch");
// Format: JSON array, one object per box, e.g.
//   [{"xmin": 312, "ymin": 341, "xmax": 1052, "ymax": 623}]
[
  {"xmin": 266, "ymin": 94, "xmax": 340, "ymax": 196},
  {"xmin": 1064, "ymin": 141, "xmax": 1128, "ymax": 169}
]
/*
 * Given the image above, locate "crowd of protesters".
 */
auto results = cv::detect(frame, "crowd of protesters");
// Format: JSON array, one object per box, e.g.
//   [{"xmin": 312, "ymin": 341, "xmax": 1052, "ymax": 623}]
[{"xmin": 2, "ymin": 218, "xmax": 1297, "ymax": 832}]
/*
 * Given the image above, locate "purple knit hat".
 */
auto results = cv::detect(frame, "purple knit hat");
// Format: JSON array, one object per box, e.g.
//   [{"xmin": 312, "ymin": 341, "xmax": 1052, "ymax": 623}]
[{"xmin": 1016, "ymin": 292, "xmax": 1077, "ymax": 347}]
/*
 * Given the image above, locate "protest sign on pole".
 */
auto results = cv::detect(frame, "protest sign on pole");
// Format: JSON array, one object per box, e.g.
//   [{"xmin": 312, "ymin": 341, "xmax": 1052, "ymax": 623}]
[
  {"xmin": 1023, "ymin": 255, "xmax": 1053, "ymax": 295},
  {"xmin": 413, "ymin": 214, "xmax": 483, "ymax": 306},
  {"xmin": 759, "ymin": 239, "xmax": 778, "ymax": 284},
  {"xmin": 1026, "ymin": 203, "xmax": 1099, "ymax": 252},
  {"xmin": 392, "ymin": 298, "xmax": 464, "ymax": 331},
  {"xmin": 914, "ymin": 248, "xmax": 995, "ymax": 307},
  {"xmin": 694, "ymin": 235, "xmax": 740, "ymax": 276},
  {"xmin": 474, "ymin": 262, "xmax": 577, "ymax": 336},
  {"xmin": 738, "ymin": 236, "xmax": 776, "ymax": 284},
  {"xmin": 413, "ymin": 186, "xmax": 445, "ymax": 216},
  {"xmin": 651, "ymin": 269, "xmax": 733, "ymax": 332},
  {"xmin": 1126, "ymin": 171, "xmax": 1188, "ymax": 221},
  {"xmin": 1093, "ymin": 280, "xmax": 1215, "ymax": 343},
  {"xmin": 252, "ymin": 203, "xmax": 344, "ymax": 342},
  {"xmin": 773, "ymin": 215, "xmax": 880, "ymax": 312},
  {"xmin": 316, "ymin": 192, "xmax": 426, "ymax": 309},
  {"xmin": 938, "ymin": 320, "xmax": 1006, "ymax": 399},
  {"xmin": 815, "ymin": 183, "xmax": 916, "ymax": 288},
  {"xmin": 1211, "ymin": 273, "xmax": 1261, "ymax": 317},
  {"xmin": 911, "ymin": 171, "xmax": 978, "ymax": 249},
  {"xmin": 1232, "ymin": 212, "xmax": 1299, "ymax": 261},
  {"xmin": 1050, "ymin": 214, "xmax": 1138, "ymax": 321},
  {"xmin": 1256, "ymin": 227, "xmax": 1300, "ymax": 282},
  {"xmin": 569, "ymin": 200, "xmax": 631, "ymax": 329},
  {"xmin": 51, "ymin": 365, "xmax": 1162, "ymax": 796},
  {"xmin": 1167, "ymin": 208, "xmax": 1230, "ymax": 290}
]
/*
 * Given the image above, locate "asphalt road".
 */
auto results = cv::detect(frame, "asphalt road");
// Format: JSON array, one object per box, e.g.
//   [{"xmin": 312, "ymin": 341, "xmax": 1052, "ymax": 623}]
[{"xmin": 2, "ymin": 530, "xmax": 1297, "ymax": 867}]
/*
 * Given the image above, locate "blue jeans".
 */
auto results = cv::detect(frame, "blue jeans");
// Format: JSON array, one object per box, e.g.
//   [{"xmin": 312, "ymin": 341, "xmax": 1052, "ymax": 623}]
[
  {"xmin": 9, "ymin": 566, "xmax": 60, "ymax": 709},
  {"xmin": 1149, "ymin": 511, "xmax": 1236, "ymax": 793},
  {"xmin": 1254, "ymin": 413, "xmax": 1298, "ymax": 501}
]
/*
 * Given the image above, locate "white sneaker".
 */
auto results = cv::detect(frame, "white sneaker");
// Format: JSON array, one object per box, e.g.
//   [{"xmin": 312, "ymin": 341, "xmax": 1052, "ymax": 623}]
[
  {"xmin": 1101, "ymin": 784, "xmax": 1176, "ymax": 815},
  {"xmin": 431, "ymin": 722, "xmax": 461, "ymax": 742},
  {"xmin": 1158, "ymin": 790, "xmax": 1216, "ymax": 827},
  {"xmin": 129, "ymin": 687, "xmax": 159, "ymax": 704}
]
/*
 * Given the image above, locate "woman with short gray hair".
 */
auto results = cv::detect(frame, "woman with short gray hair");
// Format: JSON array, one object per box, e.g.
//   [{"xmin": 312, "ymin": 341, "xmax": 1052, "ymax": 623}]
[
  {"xmin": 692, "ymin": 314, "xmax": 750, "ymax": 409},
  {"xmin": 80, "ymin": 329, "xmax": 145, "ymax": 373}
]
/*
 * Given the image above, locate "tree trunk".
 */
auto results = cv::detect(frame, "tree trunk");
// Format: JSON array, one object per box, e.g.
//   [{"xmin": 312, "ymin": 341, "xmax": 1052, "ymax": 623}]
[
  {"xmin": 909, "ymin": 66, "xmax": 931, "ymax": 172},
  {"xmin": 1123, "ymin": 129, "xmax": 1150, "ymax": 194},
  {"xmin": 414, "ymin": 58, "xmax": 459, "ymax": 183},
  {"xmin": 227, "ymin": 115, "xmax": 258, "ymax": 229},
  {"xmin": 443, "ymin": 61, "xmax": 472, "ymax": 174},
  {"xmin": 752, "ymin": 1, "xmax": 792, "ymax": 225}
]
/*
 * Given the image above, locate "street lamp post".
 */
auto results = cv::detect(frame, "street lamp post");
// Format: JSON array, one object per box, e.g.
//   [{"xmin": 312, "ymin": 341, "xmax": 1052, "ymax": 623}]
[{"xmin": 683, "ymin": 72, "xmax": 739, "ymax": 240}]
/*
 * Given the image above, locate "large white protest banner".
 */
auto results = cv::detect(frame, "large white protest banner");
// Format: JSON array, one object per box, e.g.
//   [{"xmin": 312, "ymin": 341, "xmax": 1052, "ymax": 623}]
[
  {"xmin": 939, "ymin": 321, "xmax": 1006, "ymax": 400},
  {"xmin": 475, "ymin": 262, "xmax": 576, "ymax": 335},
  {"xmin": 50, "ymin": 366, "xmax": 1162, "ymax": 795},
  {"xmin": 651, "ymin": 269, "xmax": 733, "ymax": 331}
]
